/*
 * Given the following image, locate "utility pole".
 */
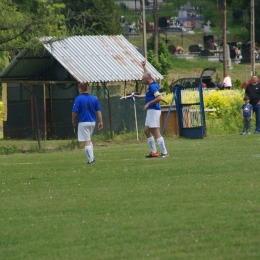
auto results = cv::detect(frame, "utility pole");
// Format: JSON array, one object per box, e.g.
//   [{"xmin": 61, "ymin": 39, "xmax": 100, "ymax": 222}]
[
  {"xmin": 251, "ymin": 0, "xmax": 255, "ymax": 76},
  {"xmin": 135, "ymin": 0, "xmax": 137, "ymax": 30},
  {"xmin": 223, "ymin": 0, "xmax": 227, "ymax": 78},
  {"xmin": 142, "ymin": 0, "xmax": 147, "ymax": 59},
  {"xmin": 153, "ymin": 0, "xmax": 158, "ymax": 60}
]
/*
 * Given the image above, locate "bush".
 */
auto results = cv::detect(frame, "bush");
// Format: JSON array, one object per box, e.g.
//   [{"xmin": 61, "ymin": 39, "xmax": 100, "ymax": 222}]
[
  {"xmin": 161, "ymin": 90, "xmax": 246, "ymax": 134},
  {"xmin": 203, "ymin": 90, "xmax": 244, "ymax": 134},
  {"xmin": 232, "ymin": 79, "xmax": 242, "ymax": 90},
  {"xmin": 162, "ymin": 78, "xmax": 170, "ymax": 93},
  {"xmin": 147, "ymin": 36, "xmax": 172, "ymax": 75},
  {"xmin": 147, "ymin": 50, "xmax": 161, "ymax": 72}
]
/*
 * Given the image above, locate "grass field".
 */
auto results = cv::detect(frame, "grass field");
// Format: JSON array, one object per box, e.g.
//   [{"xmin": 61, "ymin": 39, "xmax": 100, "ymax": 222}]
[{"xmin": 1, "ymin": 134, "xmax": 260, "ymax": 259}]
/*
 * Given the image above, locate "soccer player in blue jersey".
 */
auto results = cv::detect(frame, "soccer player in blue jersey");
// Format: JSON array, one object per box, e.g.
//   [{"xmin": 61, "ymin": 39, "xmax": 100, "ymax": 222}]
[
  {"xmin": 72, "ymin": 82, "xmax": 103, "ymax": 164},
  {"xmin": 141, "ymin": 60, "xmax": 169, "ymax": 158}
]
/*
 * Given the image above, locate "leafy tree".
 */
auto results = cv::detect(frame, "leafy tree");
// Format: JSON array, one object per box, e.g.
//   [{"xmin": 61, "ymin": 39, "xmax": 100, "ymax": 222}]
[
  {"xmin": 147, "ymin": 36, "xmax": 172, "ymax": 75},
  {"xmin": 62, "ymin": 0, "xmax": 122, "ymax": 35},
  {"xmin": 0, "ymin": 0, "xmax": 66, "ymax": 52}
]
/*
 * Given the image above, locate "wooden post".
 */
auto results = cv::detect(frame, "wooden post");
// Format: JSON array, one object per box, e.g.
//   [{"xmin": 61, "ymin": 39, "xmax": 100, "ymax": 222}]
[
  {"xmin": 43, "ymin": 84, "xmax": 47, "ymax": 141},
  {"xmin": 223, "ymin": 0, "xmax": 227, "ymax": 78},
  {"xmin": 142, "ymin": 0, "xmax": 147, "ymax": 59},
  {"xmin": 30, "ymin": 84, "xmax": 35, "ymax": 138},
  {"xmin": 153, "ymin": 0, "xmax": 158, "ymax": 60},
  {"xmin": 251, "ymin": 0, "xmax": 255, "ymax": 76}
]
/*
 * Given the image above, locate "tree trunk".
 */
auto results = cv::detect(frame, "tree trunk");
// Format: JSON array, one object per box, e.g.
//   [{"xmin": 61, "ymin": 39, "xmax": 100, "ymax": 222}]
[
  {"xmin": 223, "ymin": 0, "xmax": 227, "ymax": 78},
  {"xmin": 251, "ymin": 0, "xmax": 255, "ymax": 76},
  {"xmin": 142, "ymin": 0, "xmax": 147, "ymax": 59},
  {"xmin": 153, "ymin": 0, "xmax": 158, "ymax": 60}
]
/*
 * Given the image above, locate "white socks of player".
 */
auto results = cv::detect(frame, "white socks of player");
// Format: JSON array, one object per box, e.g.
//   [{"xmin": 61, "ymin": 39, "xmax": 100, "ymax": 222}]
[
  {"xmin": 147, "ymin": 136, "xmax": 167, "ymax": 155},
  {"xmin": 85, "ymin": 142, "xmax": 94, "ymax": 163},
  {"xmin": 147, "ymin": 136, "xmax": 157, "ymax": 153},
  {"xmin": 157, "ymin": 137, "xmax": 168, "ymax": 155}
]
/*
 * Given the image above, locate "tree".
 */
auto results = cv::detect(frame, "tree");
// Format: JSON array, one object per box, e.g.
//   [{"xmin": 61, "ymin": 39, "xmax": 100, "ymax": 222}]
[
  {"xmin": 153, "ymin": 0, "xmax": 158, "ymax": 60},
  {"xmin": 147, "ymin": 36, "xmax": 172, "ymax": 75},
  {"xmin": 0, "ymin": 0, "xmax": 66, "ymax": 52},
  {"xmin": 61, "ymin": 0, "xmax": 122, "ymax": 35}
]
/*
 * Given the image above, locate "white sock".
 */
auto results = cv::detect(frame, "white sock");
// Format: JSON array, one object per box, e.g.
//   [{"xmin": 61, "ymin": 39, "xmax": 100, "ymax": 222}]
[
  {"xmin": 147, "ymin": 136, "xmax": 157, "ymax": 152},
  {"xmin": 157, "ymin": 137, "xmax": 167, "ymax": 154},
  {"xmin": 90, "ymin": 142, "xmax": 94, "ymax": 159},
  {"xmin": 85, "ymin": 145, "xmax": 94, "ymax": 162}
]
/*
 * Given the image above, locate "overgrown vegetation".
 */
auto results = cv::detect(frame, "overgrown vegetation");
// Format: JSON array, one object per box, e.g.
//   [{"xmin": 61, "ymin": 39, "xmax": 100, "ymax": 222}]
[{"xmin": 147, "ymin": 35, "xmax": 172, "ymax": 75}]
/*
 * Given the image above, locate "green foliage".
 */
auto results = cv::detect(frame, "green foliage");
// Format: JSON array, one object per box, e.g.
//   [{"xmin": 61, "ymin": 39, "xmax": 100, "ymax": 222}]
[
  {"xmin": 215, "ymin": 73, "xmax": 221, "ymax": 83},
  {"xmin": 232, "ymin": 79, "xmax": 242, "ymax": 90},
  {"xmin": 204, "ymin": 90, "xmax": 244, "ymax": 134},
  {"xmin": 147, "ymin": 50, "xmax": 162, "ymax": 72},
  {"xmin": 0, "ymin": 145, "xmax": 18, "ymax": 155},
  {"xmin": 63, "ymin": 139, "xmax": 81, "ymax": 149},
  {"xmin": 63, "ymin": 0, "xmax": 122, "ymax": 35},
  {"xmin": 162, "ymin": 78, "xmax": 170, "ymax": 93},
  {"xmin": 159, "ymin": 52, "xmax": 172, "ymax": 76},
  {"xmin": 0, "ymin": 51, "xmax": 10, "ymax": 71},
  {"xmin": 147, "ymin": 36, "xmax": 172, "ymax": 75},
  {"xmin": 0, "ymin": 0, "xmax": 66, "ymax": 52}
]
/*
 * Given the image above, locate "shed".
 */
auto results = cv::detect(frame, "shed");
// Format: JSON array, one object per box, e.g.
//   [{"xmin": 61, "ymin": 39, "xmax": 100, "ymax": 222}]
[{"xmin": 0, "ymin": 35, "xmax": 163, "ymax": 139}]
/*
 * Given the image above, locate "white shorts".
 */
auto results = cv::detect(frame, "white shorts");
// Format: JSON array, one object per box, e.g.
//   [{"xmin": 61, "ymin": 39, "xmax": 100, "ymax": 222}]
[
  {"xmin": 145, "ymin": 109, "xmax": 161, "ymax": 128},
  {"xmin": 78, "ymin": 122, "xmax": 96, "ymax": 141}
]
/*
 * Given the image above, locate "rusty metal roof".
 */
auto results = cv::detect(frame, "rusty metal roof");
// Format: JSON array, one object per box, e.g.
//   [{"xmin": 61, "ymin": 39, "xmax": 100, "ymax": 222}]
[
  {"xmin": 41, "ymin": 35, "xmax": 163, "ymax": 82},
  {"xmin": 0, "ymin": 35, "xmax": 163, "ymax": 83}
]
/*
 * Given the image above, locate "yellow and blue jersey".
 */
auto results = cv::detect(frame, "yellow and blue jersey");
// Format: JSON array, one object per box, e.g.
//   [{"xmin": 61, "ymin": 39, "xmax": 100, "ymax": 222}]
[{"xmin": 146, "ymin": 82, "xmax": 161, "ymax": 110}]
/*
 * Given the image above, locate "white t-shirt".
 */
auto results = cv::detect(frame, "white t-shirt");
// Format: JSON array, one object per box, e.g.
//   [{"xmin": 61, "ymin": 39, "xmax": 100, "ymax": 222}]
[{"xmin": 223, "ymin": 76, "xmax": 232, "ymax": 87}]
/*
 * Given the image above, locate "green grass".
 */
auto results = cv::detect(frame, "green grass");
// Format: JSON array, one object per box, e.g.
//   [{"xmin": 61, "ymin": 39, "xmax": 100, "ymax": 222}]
[{"xmin": 1, "ymin": 135, "xmax": 260, "ymax": 259}]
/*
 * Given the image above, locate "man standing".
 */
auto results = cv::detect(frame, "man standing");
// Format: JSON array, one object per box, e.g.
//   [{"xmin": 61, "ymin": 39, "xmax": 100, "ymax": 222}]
[
  {"xmin": 245, "ymin": 75, "xmax": 260, "ymax": 134},
  {"xmin": 72, "ymin": 82, "xmax": 103, "ymax": 164},
  {"xmin": 141, "ymin": 60, "xmax": 169, "ymax": 158}
]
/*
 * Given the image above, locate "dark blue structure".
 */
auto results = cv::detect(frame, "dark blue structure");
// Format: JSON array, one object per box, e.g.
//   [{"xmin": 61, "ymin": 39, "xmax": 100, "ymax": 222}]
[
  {"xmin": 175, "ymin": 85, "xmax": 206, "ymax": 138},
  {"xmin": 162, "ymin": 85, "xmax": 206, "ymax": 139}
]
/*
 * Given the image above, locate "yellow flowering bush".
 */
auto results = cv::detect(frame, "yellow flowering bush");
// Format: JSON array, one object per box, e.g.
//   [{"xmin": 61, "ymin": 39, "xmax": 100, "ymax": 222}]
[
  {"xmin": 161, "ymin": 90, "xmax": 244, "ymax": 117},
  {"xmin": 161, "ymin": 93, "xmax": 174, "ymax": 104},
  {"xmin": 161, "ymin": 89, "xmax": 244, "ymax": 133},
  {"xmin": 203, "ymin": 90, "xmax": 243, "ymax": 118}
]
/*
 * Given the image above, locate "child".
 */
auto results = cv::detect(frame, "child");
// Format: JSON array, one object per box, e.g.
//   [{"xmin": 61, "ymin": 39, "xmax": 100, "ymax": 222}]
[{"xmin": 240, "ymin": 96, "xmax": 253, "ymax": 135}]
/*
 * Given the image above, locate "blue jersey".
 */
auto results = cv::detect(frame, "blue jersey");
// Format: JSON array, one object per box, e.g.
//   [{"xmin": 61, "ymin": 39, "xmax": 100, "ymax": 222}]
[
  {"xmin": 146, "ymin": 81, "xmax": 161, "ymax": 110},
  {"xmin": 72, "ymin": 93, "xmax": 101, "ymax": 122},
  {"xmin": 242, "ymin": 103, "xmax": 253, "ymax": 118}
]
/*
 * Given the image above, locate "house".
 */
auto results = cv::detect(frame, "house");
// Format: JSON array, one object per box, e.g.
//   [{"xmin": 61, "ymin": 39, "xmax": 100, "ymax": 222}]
[{"xmin": 0, "ymin": 35, "xmax": 163, "ymax": 139}]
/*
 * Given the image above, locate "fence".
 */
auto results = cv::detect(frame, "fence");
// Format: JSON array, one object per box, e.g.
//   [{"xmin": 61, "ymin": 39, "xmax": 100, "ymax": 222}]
[{"xmin": 3, "ymin": 95, "xmax": 147, "ymax": 140}]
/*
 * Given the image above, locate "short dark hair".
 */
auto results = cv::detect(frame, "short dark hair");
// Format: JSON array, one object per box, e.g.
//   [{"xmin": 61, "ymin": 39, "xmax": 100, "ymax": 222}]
[{"xmin": 78, "ymin": 82, "xmax": 89, "ymax": 91}]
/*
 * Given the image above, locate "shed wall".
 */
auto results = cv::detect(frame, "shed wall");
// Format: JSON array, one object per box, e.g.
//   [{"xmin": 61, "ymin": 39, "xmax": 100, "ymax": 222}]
[{"xmin": 3, "ymin": 84, "xmax": 146, "ymax": 139}]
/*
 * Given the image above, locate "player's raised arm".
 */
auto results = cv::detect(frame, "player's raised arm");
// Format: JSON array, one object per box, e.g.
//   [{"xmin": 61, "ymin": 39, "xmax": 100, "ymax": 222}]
[{"xmin": 141, "ymin": 60, "xmax": 148, "ymax": 74}]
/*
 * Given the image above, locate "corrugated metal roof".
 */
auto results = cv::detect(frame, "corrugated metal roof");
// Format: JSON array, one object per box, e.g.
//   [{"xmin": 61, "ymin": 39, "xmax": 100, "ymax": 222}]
[
  {"xmin": 0, "ymin": 35, "xmax": 163, "ymax": 82},
  {"xmin": 40, "ymin": 35, "xmax": 163, "ymax": 82}
]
